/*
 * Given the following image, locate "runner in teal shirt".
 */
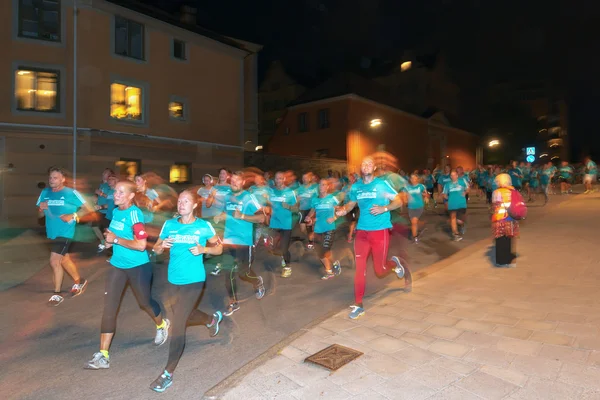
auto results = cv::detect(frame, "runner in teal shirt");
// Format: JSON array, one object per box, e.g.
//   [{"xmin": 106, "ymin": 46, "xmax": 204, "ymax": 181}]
[
  {"xmin": 403, "ymin": 174, "xmax": 429, "ymax": 243},
  {"xmin": 150, "ymin": 190, "xmax": 223, "ymax": 392},
  {"xmin": 306, "ymin": 179, "xmax": 342, "ymax": 280},
  {"xmin": 269, "ymin": 171, "xmax": 299, "ymax": 277},
  {"xmin": 36, "ymin": 166, "xmax": 90, "ymax": 306},
  {"xmin": 442, "ymin": 170, "xmax": 468, "ymax": 241},
  {"xmin": 296, "ymin": 172, "xmax": 319, "ymax": 249}
]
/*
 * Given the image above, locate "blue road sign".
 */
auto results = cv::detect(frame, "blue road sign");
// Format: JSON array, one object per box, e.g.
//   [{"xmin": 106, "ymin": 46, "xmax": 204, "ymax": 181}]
[{"xmin": 526, "ymin": 155, "xmax": 535, "ymax": 163}]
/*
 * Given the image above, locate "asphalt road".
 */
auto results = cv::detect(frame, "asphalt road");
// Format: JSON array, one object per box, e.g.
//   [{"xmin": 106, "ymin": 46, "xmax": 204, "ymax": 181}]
[{"xmin": 0, "ymin": 192, "xmax": 572, "ymax": 399}]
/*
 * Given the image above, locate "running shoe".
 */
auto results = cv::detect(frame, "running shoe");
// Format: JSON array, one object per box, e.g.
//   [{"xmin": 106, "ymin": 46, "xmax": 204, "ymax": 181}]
[
  {"xmin": 224, "ymin": 302, "xmax": 240, "ymax": 316},
  {"xmin": 321, "ymin": 271, "xmax": 335, "ymax": 280},
  {"xmin": 307, "ymin": 242, "xmax": 314, "ymax": 250},
  {"xmin": 281, "ymin": 267, "xmax": 292, "ymax": 278},
  {"xmin": 255, "ymin": 276, "xmax": 266, "ymax": 299},
  {"xmin": 207, "ymin": 311, "xmax": 223, "ymax": 337},
  {"xmin": 150, "ymin": 370, "xmax": 173, "ymax": 393},
  {"xmin": 70, "ymin": 279, "xmax": 88, "ymax": 297},
  {"xmin": 154, "ymin": 318, "xmax": 170, "ymax": 346},
  {"xmin": 391, "ymin": 256, "xmax": 405, "ymax": 279},
  {"xmin": 210, "ymin": 263, "xmax": 222, "ymax": 276},
  {"xmin": 97, "ymin": 243, "xmax": 106, "ymax": 253},
  {"xmin": 453, "ymin": 234, "xmax": 463, "ymax": 242},
  {"xmin": 48, "ymin": 294, "xmax": 64, "ymax": 307},
  {"xmin": 84, "ymin": 352, "xmax": 110, "ymax": 370},
  {"xmin": 348, "ymin": 305, "xmax": 365, "ymax": 320},
  {"xmin": 413, "ymin": 237, "xmax": 419, "ymax": 244},
  {"xmin": 332, "ymin": 260, "xmax": 342, "ymax": 276}
]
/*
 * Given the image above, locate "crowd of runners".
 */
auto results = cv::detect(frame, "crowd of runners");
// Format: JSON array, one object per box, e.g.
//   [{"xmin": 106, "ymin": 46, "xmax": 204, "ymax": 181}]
[{"xmin": 35, "ymin": 153, "xmax": 597, "ymax": 392}]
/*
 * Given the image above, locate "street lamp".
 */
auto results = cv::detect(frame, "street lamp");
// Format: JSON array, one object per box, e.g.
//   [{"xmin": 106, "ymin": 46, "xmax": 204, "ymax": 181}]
[{"xmin": 488, "ymin": 139, "xmax": 500, "ymax": 148}]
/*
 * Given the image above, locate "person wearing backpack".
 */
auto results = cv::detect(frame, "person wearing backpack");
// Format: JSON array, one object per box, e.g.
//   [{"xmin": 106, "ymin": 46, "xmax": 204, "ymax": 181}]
[{"xmin": 491, "ymin": 173, "xmax": 521, "ymax": 267}]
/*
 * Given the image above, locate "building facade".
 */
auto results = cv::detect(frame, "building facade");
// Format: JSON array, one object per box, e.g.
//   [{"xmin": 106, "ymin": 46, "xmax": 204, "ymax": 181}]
[
  {"xmin": 525, "ymin": 98, "xmax": 569, "ymax": 162},
  {"xmin": 268, "ymin": 94, "xmax": 478, "ymax": 174},
  {"xmin": 1, "ymin": 0, "xmax": 260, "ymax": 223},
  {"xmin": 258, "ymin": 61, "xmax": 305, "ymax": 147}
]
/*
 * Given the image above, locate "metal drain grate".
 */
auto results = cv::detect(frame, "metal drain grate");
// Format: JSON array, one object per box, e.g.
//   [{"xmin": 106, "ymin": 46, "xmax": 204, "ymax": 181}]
[{"xmin": 304, "ymin": 344, "xmax": 363, "ymax": 371}]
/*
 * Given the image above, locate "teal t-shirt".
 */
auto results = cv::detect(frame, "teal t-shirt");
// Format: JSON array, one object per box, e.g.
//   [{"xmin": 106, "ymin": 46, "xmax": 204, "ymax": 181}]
[
  {"xmin": 404, "ymin": 184, "xmax": 426, "ymax": 209},
  {"xmin": 559, "ymin": 166, "xmax": 574, "ymax": 179},
  {"xmin": 97, "ymin": 182, "xmax": 111, "ymax": 214},
  {"xmin": 382, "ymin": 172, "xmax": 408, "ymax": 192},
  {"xmin": 249, "ymin": 185, "xmax": 271, "ymax": 207},
  {"xmin": 509, "ymin": 168, "xmax": 523, "ymax": 186},
  {"xmin": 37, "ymin": 187, "xmax": 86, "ymax": 240},
  {"xmin": 105, "ymin": 188, "xmax": 116, "ymax": 220},
  {"xmin": 348, "ymin": 178, "xmax": 397, "ymax": 231},
  {"xmin": 586, "ymin": 160, "xmax": 597, "ymax": 175},
  {"xmin": 423, "ymin": 175, "xmax": 434, "ymax": 189},
  {"xmin": 197, "ymin": 186, "xmax": 219, "ymax": 218},
  {"xmin": 212, "ymin": 184, "xmax": 232, "ymax": 214},
  {"xmin": 159, "ymin": 217, "xmax": 216, "ymax": 284},
  {"xmin": 109, "ymin": 205, "xmax": 150, "ymax": 269},
  {"xmin": 224, "ymin": 190, "xmax": 262, "ymax": 246},
  {"xmin": 311, "ymin": 194, "xmax": 339, "ymax": 234},
  {"xmin": 443, "ymin": 181, "xmax": 467, "ymax": 210},
  {"xmin": 269, "ymin": 187, "xmax": 297, "ymax": 230},
  {"xmin": 438, "ymin": 174, "xmax": 452, "ymax": 188},
  {"xmin": 296, "ymin": 184, "xmax": 319, "ymax": 211}
]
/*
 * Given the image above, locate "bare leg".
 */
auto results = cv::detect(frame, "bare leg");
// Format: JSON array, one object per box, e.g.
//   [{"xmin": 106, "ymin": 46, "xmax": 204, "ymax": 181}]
[
  {"xmin": 49, "ymin": 253, "xmax": 65, "ymax": 292},
  {"xmin": 61, "ymin": 254, "xmax": 81, "ymax": 283}
]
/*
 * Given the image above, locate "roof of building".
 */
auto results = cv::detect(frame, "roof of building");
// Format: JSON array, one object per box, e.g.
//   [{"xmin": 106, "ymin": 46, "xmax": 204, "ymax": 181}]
[
  {"xmin": 288, "ymin": 71, "xmax": 403, "ymax": 109},
  {"xmin": 105, "ymin": 0, "xmax": 260, "ymax": 53}
]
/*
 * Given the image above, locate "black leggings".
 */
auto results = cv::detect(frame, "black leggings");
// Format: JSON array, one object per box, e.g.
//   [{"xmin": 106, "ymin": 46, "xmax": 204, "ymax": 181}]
[
  {"xmin": 225, "ymin": 245, "xmax": 259, "ymax": 302},
  {"xmin": 274, "ymin": 229, "xmax": 292, "ymax": 264},
  {"xmin": 165, "ymin": 282, "xmax": 212, "ymax": 373},
  {"xmin": 101, "ymin": 263, "xmax": 161, "ymax": 334},
  {"xmin": 495, "ymin": 236, "xmax": 514, "ymax": 265}
]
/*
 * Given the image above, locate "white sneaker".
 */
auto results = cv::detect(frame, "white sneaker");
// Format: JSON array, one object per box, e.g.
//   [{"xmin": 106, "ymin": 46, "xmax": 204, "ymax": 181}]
[
  {"xmin": 154, "ymin": 319, "xmax": 171, "ymax": 346},
  {"xmin": 210, "ymin": 264, "xmax": 222, "ymax": 276},
  {"xmin": 84, "ymin": 352, "xmax": 110, "ymax": 369},
  {"xmin": 48, "ymin": 294, "xmax": 64, "ymax": 307}
]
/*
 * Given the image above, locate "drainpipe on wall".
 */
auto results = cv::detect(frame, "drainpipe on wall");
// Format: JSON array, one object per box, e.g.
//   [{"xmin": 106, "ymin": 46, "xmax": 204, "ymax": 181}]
[{"xmin": 72, "ymin": 1, "xmax": 78, "ymax": 188}]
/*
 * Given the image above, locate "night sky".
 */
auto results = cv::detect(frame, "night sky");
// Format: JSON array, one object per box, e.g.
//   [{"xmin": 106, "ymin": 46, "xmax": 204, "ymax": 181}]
[{"xmin": 144, "ymin": 0, "xmax": 600, "ymax": 160}]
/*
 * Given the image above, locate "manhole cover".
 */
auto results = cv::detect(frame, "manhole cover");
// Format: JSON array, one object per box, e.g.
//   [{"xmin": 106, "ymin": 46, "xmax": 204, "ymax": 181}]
[{"xmin": 304, "ymin": 344, "xmax": 363, "ymax": 371}]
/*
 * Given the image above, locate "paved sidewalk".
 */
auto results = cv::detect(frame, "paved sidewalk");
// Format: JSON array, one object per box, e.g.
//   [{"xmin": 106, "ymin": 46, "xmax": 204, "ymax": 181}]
[{"xmin": 216, "ymin": 192, "xmax": 600, "ymax": 400}]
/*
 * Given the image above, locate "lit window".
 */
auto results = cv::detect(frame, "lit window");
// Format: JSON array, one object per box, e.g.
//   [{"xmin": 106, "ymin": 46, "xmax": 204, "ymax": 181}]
[
  {"xmin": 318, "ymin": 108, "xmax": 330, "ymax": 129},
  {"xmin": 298, "ymin": 112, "xmax": 309, "ymax": 132},
  {"xmin": 401, "ymin": 61, "xmax": 412, "ymax": 72},
  {"xmin": 170, "ymin": 163, "xmax": 191, "ymax": 184},
  {"xmin": 111, "ymin": 83, "xmax": 142, "ymax": 121},
  {"xmin": 173, "ymin": 39, "xmax": 186, "ymax": 60},
  {"xmin": 169, "ymin": 101, "xmax": 185, "ymax": 120},
  {"xmin": 18, "ymin": 0, "xmax": 61, "ymax": 42},
  {"xmin": 15, "ymin": 68, "xmax": 59, "ymax": 112},
  {"xmin": 114, "ymin": 16, "xmax": 144, "ymax": 60},
  {"xmin": 115, "ymin": 159, "xmax": 141, "ymax": 180}
]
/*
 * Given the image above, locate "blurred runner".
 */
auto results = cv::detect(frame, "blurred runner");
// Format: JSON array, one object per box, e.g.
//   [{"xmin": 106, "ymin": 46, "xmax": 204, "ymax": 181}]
[
  {"xmin": 37, "ymin": 166, "xmax": 92, "ymax": 306},
  {"xmin": 296, "ymin": 172, "xmax": 318, "ymax": 250},
  {"xmin": 305, "ymin": 179, "xmax": 342, "ymax": 280},
  {"xmin": 558, "ymin": 161, "xmax": 574, "ymax": 194},
  {"xmin": 335, "ymin": 157, "xmax": 411, "ymax": 320},
  {"xmin": 268, "ymin": 171, "xmax": 298, "ymax": 278},
  {"xmin": 248, "ymin": 173, "xmax": 272, "ymax": 246},
  {"xmin": 214, "ymin": 171, "xmax": 266, "ymax": 316},
  {"xmin": 403, "ymin": 174, "xmax": 429, "ymax": 243},
  {"xmin": 584, "ymin": 156, "xmax": 597, "ymax": 194},
  {"xmin": 205, "ymin": 168, "xmax": 232, "ymax": 276},
  {"xmin": 149, "ymin": 190, "xmax": 223, "ymax": 392},
  {"xmin": 442, "ymin": 169, "xmax": 468, "ymax": 241}
]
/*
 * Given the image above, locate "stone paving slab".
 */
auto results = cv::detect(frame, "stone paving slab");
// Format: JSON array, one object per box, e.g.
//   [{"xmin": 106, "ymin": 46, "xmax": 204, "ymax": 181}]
[{"xmin": 217, "ymin": 192, "xmax": 600, "ymax": 399}]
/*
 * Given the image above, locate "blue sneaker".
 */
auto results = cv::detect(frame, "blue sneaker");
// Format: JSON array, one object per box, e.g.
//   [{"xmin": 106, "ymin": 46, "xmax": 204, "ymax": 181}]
[
  {"xmin": 150, "ymin": 370, "xmax": 173, "ymax": 393},
  {"xmin": 348, "ymin": 305, "xmax": 365, "ymax": 320},
  {"xmin": 391, "ymin": 256, "xmax": 405, "ymax": 279},
  {"xmin": 207, "ymin": 311, "xmax": 223, "ymax": 337}
]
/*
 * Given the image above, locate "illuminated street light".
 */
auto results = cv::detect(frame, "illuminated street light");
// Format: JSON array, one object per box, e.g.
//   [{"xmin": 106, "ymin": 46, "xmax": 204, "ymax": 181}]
[
  {"xmin": 488, "ymin": 139, "xmax": 500, "ymax": 147},
  {"xmin": 401, "ymin": 61, "xmax": 412, "ymax": 72},
  {"xmin": 255, "ymin": 145, "xmax": 263, "ymax": 151},
  {"xmin": 370, "ymin": 119, "xmax": 382, "ymax": 128}
]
